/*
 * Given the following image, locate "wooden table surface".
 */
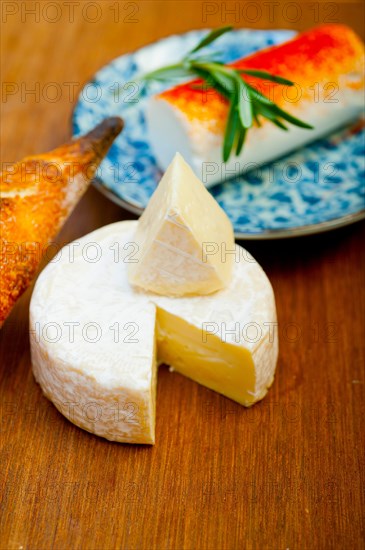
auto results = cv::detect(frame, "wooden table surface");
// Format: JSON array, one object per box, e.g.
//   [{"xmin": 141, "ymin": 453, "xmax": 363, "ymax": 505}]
[{"xmin": 1, "ymin": 2, "xmax": 364, "ymax": 549}]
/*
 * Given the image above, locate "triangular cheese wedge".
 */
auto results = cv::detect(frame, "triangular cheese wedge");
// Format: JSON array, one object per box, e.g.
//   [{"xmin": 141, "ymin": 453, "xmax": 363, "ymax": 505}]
[
  {"xmin": 128, "ymin": 153, "xmax": 235, "ymax": 296},
  {"xmin": 30, "ymin": 221, "xmax": 278, "ymax": 445}
]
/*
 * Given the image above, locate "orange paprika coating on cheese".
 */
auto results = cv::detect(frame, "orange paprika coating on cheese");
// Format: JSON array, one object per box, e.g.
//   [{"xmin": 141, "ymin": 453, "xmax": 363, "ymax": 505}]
[{"xmin": 159, "ymin": 25, "xmax": 365, "ymax": 134}]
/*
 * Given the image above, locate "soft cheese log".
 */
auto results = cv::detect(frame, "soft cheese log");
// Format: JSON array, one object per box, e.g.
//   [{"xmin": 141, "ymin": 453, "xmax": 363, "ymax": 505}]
[
  {"xmin": 146, "ymin": 25, "xmax": 365, "ymax": 186},
  {"xmin": 0, "ymin": 117, "xmax": 123, "ymax": 326},
  {"xmin": 30, "ymin": 221, "xmax": 278, "ymax": 444},
  {"xmin": 128, "ymin": 153, "xmax": 235, "ymax": 296}
]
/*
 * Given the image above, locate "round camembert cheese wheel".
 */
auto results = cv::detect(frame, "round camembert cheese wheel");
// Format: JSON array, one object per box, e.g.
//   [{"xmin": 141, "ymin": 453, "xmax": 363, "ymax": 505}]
[{"xmin": 30, "ymin": 221, "xmax": 278, "ymax": 444}]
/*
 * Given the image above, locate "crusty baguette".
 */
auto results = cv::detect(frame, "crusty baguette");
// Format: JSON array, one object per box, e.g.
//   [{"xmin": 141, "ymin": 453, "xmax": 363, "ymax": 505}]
[{"xmin": 0, "ymin": 117, "xmax": 123, "ymax": 326}]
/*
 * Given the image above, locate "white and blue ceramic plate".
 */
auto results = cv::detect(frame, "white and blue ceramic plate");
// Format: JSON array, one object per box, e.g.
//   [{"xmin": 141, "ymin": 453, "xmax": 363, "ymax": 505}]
[{"xmin": 73, "ymin": 29, "xmax": 365, "ymax": 239}]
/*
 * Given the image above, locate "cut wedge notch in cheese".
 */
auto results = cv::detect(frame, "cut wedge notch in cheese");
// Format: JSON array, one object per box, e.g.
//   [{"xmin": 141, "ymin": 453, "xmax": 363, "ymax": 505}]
[
  {"xmin": 30, "ymin": 221, "xmax": 278, "ymax": 445},
  {"xmin": 128, "ymin": 153, "xmax": 235, "ymax": 296}
]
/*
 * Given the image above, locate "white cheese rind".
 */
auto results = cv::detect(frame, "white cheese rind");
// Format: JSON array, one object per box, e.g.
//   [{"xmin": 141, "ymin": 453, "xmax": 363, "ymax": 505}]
[
  {"xmin": 128, "ymin": 153, "xmax": 235, "ymax": 295},
  {"xmin": 30, "ymin": 221, "xmax": 278, "ymax": 443},
  {"xmin": 146, "ymin": 97, "xmax": 364, "ymax": 187},
  {"xmin": 30, "ymin": 222, "xmax": 157, "ymax": 444}
]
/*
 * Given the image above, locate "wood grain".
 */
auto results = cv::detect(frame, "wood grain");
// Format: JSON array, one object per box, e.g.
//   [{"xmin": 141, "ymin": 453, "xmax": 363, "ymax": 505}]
[{"xmin": 1, "ymin": 2, "xmax": 364, "ymax": 549}]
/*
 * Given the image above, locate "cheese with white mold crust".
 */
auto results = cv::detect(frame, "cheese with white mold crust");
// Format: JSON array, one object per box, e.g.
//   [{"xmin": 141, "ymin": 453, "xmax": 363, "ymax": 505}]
[
  {"xmin": 146, "ymin": 25, "xmax": 365, "ymax": 186},
  {"xmin": 30, "ymin": 221, "xmax": 278, "ymax": 444},
  {"xmin": 128, "ymin": 152, "xmax": 235, "ymax": 296}
]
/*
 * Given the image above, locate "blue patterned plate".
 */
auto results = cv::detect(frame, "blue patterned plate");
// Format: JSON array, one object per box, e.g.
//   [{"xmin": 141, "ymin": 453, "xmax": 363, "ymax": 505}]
[{"xmin": 72, "ymin": 29, "xmax": 365, "ymax": 239}]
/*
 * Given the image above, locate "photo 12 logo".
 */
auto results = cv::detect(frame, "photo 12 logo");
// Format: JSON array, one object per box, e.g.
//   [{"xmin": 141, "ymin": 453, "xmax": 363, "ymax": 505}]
[
  {"xmin": 202, "ymin": 241, "xmax": 256, "ymax": 264},
  {"xmin": 30, "ymin": 320, "xmax": 140, "ymax": 344},
  {"xmin": 201, "ymin": 2, "xmax": 340, "ymax": 24},
  {"xmin": 200, "ymin": 159, "xmax": 339, "ymax": 185},
  {"xmin": 1, "ymin": 80, "xmax": 141, "ymax": 105},
  {"xmin": 1, "ymin": 2, "xmax": 140, "ymax": 24}
]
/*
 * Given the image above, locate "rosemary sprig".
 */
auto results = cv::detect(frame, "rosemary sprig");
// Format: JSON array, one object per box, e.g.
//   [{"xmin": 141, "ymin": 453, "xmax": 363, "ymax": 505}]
[{"xmin": 141, "ymin": 26, "xmax": 313, "ymax": 162}]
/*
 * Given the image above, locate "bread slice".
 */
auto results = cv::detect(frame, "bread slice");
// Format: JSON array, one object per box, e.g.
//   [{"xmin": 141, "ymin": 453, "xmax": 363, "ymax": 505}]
[{"xmin": 0, "ymin": 117, "xmax": 123, "ymax": 326}]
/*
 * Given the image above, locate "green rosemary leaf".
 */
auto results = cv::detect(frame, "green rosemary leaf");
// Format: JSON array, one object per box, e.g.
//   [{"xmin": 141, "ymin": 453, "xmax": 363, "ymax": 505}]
[
  {"xmin": 270, "ymin": 105, "xmax": 314, "ymax": 129},
  {"xmin": 192, "ymin": 66, "xmax": 232, "ymax": 99},
  {"xmin": 247, "ymin": 83, "xmax": 313, "ymax": 129},
  {"xmin": 271, "ymin": 118, "xmax": 289, "ymax": 130},
  {"xmin": 244, "ymin": 82, "xmax": 274, "ymax": 105},
  {"xmin": 264, "ymin": 115, "xmax": 289, "ymax": 131},
  {"xmin": 144, "ymin": 64, "xmax": 195, "ymax": 82},
  {"xmin": 204, "ymin": 67, "xmax": 235, "ymax": 95},
  {"xmin": 223, "ymin": 91, "xmax": 239, "ymax": 162},
  {"xmin": 239, "ymin": 69, "xmax": 294, "ymax": 86},
  {"xmin": 252, "ymin": 96, "xmax": 311, "ymax": 131},
  {"xmin": 251, "ymin": 100, "xmax": 286, "ymax": 129},
  {"xmin": 191, "ymin": 66, "xmax": 215, "ymax": 83},
  {"xmin": 236, "ymin": 78, "xmax": 253, "ymax": 129},
  {"xmin": 235, "ymin": 124, "xmax": 247, "ymax": 155},
  {"xmin": 189, "ymin": 26, "xmax": 233, "ymax": 55},
  {"xmin": 188, "ymin": 53, "xmax": 224, "ymax": 65}
]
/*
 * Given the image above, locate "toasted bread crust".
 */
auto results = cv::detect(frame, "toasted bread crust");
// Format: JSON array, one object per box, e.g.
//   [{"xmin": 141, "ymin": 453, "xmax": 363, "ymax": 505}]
[{"xmin": 0, "ymin": 117, "xmax": 123, "ymax": 326}]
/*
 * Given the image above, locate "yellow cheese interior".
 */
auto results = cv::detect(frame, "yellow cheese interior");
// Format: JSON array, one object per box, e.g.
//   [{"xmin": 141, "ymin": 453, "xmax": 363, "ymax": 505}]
[{"xmin": 156, "ymin": 307, "xmax": 257, "ymax": 406}]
